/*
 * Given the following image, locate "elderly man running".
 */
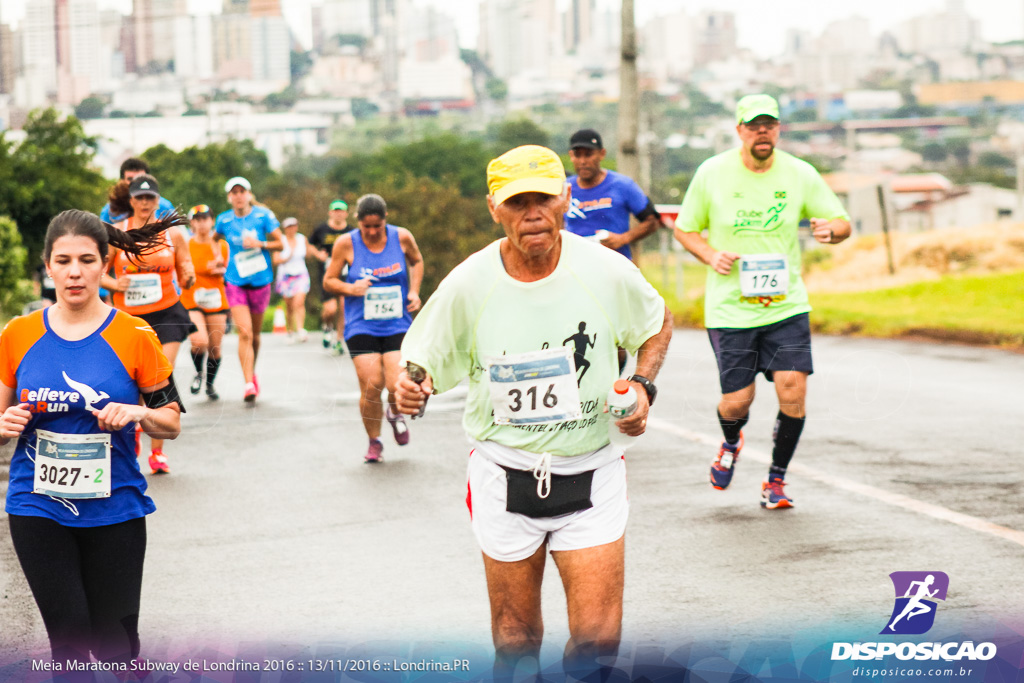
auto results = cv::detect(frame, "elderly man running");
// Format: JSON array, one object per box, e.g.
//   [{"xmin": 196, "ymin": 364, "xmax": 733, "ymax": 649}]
[{"xmin": 395, "ymin": 145, "xmax": 672, "ymax": 678}]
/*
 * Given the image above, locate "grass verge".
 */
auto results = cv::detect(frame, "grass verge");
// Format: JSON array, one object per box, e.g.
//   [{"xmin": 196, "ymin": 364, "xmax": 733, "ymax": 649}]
[
  {"xmin": 643, "ymin": 262, "xmax": 1024, "ymax": 350},
  {"xmin": 808, "ymin": 270, "xmax": 1024, "ymax": 348}
]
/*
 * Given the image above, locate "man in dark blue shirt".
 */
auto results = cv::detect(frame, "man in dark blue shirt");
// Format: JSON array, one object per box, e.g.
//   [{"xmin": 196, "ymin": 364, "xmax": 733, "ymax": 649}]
[{"xmin": 564, "ymin": 129, "xmax": 661, "ymax": 261}]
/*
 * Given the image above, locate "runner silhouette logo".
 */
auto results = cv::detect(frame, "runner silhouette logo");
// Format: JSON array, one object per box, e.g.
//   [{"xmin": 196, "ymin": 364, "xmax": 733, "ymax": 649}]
[{"xmin": 882, "ymin": 571, "xmax": 949, "ymax": 635}]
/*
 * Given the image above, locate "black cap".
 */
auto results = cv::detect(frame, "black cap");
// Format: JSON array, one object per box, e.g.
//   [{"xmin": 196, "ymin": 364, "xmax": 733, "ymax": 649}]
[
  {"xmin": 128, "ymin": 174, "xmax": 160, "ymax": 198},
  {"xmin": 569, "ymin": 129, "xmax": 603, "ymax": 151}
]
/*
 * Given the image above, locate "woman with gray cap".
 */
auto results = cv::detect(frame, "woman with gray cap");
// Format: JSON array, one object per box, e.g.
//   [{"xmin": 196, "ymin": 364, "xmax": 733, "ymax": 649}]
[
  {"xmin": 273, "ymin": 216, "xmax": 311, "ymax": 342},
  {"xmin": 102, "ymin": 174, "xmax": 195, "ymax": 475}
]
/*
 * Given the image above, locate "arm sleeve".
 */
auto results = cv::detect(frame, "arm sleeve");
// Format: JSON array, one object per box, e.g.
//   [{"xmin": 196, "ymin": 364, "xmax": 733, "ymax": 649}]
[
  {"xmin": 399, "ymin": 272, "xmax": 479, "ymax": 394},
  {"xmin": 674, "ymin": 166, "xmax": 710, "ymax": 233},
  {"xmin": 613, "ymin": 263, "xmax": 668, "ymax": 353},
  {"xmin": 633, "ymin": 198, "xmax": 659, "ymax": 222},
  {"xmin": 802, "ymin": 169, "xmax": 850, "ymax": 221},
  {"xmin": 133, "ymin": 324, "xmax": 174, "ymax": 388}
]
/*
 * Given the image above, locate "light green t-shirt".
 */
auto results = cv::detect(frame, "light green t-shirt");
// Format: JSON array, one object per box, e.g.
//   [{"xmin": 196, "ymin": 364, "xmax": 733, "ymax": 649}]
[
  {"xmin": 401, "ymin": 233, "xmax": 666, "ymax": 457},
  {"xmin": 676, "ymin": 148, "xmax": 849, "ymax": 328}
]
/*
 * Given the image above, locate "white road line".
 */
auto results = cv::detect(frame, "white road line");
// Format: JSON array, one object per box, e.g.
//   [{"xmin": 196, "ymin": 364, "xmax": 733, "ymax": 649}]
[{"xmin": 647, "ymin": 417, "xmax": 1024, "ymax": 550}]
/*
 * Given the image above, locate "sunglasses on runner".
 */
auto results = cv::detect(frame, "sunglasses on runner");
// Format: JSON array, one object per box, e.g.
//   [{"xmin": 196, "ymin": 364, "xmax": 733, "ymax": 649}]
[
  {"xmin": 742, "ymin": 119, "xmax": 780, "ymax": 132},
  {"xmin": 188, "ymin": 204, "xmax": 212, "ymax": 220}
]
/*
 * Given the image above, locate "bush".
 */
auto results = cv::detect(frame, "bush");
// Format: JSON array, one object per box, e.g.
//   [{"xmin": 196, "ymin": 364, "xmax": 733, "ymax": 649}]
[{"xmin": 0, "ymin": 215, "xmax": 32, "ymax": 316}]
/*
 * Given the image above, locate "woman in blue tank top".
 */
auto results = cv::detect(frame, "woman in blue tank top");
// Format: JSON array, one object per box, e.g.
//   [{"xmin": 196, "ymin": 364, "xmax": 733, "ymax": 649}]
[{"xmin": 323, "ymin": 194, "xmax": 424, "ymax": 464}]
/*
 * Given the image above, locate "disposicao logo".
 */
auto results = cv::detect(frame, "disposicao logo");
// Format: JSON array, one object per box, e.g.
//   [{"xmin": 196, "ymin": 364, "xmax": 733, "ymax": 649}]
[
  {"xmin": 884, "ymin": 571, "xmax": 947, "ymax": 635},
  {"xmin": 831, "ymin": 572, "xmax": 997, "ymax": 662}
]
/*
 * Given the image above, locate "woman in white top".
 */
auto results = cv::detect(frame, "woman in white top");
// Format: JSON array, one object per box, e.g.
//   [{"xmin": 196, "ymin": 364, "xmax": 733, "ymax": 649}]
[{"xmin": 273, "ymin": 217, "xmax": 311, "ymax": 342}]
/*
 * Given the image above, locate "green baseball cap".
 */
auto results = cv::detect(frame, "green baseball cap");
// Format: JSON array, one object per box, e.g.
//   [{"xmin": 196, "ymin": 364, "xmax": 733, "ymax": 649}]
[
  {"xmin": 736, "ymin": 94, "xmax": 780, "ymax": 124},
  {"xmin": 329, "ymin": 200, "xmax": 348, "ymax": 211}
]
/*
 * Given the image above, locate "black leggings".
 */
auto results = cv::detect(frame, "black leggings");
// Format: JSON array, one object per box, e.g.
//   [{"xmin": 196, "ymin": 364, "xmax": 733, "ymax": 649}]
[{"xmin": 8, "ymin": 514, "xmax": 147, "ymax": 664}]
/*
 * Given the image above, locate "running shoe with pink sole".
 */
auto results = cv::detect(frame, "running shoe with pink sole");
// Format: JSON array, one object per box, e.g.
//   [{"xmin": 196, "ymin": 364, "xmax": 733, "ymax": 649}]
[
  {"xmin": 365, "ymin": 438, "xmax": 384, "ymax": 464},
  {"xmin": 386, "ymin": 407, "xmax": 410, "ymax": 446},
  {"xmin": 148, "ymin": 450, "xmax": 169, "ymax": 475}
]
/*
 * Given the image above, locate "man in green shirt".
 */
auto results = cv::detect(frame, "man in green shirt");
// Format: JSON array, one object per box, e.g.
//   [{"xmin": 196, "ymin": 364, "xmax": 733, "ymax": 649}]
[
  {"xmin": 674, "ymin": 93, "xmax": 851, "ymax": 509},
  {"xmin": 395, "ymin": 145, "xmax": 672, "ymax": 678}
]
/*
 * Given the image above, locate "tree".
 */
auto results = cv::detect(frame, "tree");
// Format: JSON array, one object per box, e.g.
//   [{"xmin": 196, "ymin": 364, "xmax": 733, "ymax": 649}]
[
  {"xmin": 328, "ymin": 134, "xmax": 492, "ymax": 199},
  {"xmin": 978, "ymin": 151, "xmax": 1013, "ymax": 168},
  {"xmin": 921, "ymin": 143, "xmax": 947, "ymax": 163},
  {"xmin": 263, "ymin": 85, "xmax": 299, "ymax": 111},
  {"xmin": 334, "ymin": 34, "xmax": 368, "ymax": 50},
  {"xmin": 664, "ymin": 146, "xmax": 714, "ymax": 176},
  {"xmin": 0, "ymin": 215, "xmax": 31, "ymax": 316},
  {"xmin": 946, "ymin": 138, "xmax": 971, "ymax": 168},
  {"xmin": 74, "ymin": 96, "xmax": 105, "ymax": 120},
  {"xmin": 788, "ymin": 108, "xmax": 818, "ymax": 123},
  {"xmin": 491, "ymin": 117, "xmax": 550, "ymax": 151},
  {"xmin": 459, "ymin": 49, "xmax": 490, "ymax": 77},
  {"xmin": 358, "ymin": 177, "xmax": 499, "ymax": 301},
  {"xmin": 351, "ymin": 98, "xmax": 380, "ymax": 120},
  {"xmin": 141, "ymin": 140, "xmax": 276, "ymax": 216},
  {"xmin": 485, "ymin": 77, "xmax": 508, "ymax": 102},
  {"xmin": 290, "ymin": 50, "xmax": 313, "ymax": 82},
  {"xmin": 0, "ymin": 109, "xmax": 107, "ymax": 269}
]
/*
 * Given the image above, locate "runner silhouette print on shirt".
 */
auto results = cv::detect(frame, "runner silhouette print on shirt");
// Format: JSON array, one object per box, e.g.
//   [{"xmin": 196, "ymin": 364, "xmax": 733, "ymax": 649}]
[{"xmin": 563, "ymin": 322, "xmax": 596, "ymax": 385}]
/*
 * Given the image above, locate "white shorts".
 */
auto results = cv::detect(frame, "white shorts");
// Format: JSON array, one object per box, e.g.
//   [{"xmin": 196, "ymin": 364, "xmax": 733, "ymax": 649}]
[{"xmin": 466, "ymin": 449, "xmax": 629, "ymax": 563}]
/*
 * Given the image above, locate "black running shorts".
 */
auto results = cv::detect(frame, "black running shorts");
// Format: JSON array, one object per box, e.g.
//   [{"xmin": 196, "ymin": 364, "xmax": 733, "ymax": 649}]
[
  {"xmin": 345, "ymin": 332, "xmax": 405, "ymax": 357},
  {"xmin": 707, "ymin": 312, "xmax": 814, "ymax": 394}
]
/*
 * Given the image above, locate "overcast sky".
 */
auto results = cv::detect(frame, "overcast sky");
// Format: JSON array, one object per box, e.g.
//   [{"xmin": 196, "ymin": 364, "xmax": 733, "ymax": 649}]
[{"xmin": 2, "ymin": 0, "xmax": 1022, "ymax": 57}]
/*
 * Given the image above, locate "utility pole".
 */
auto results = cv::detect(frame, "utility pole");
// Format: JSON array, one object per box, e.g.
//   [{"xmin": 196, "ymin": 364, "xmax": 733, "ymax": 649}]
[{"xmin": 617, "ymin": 0, "xmax": 639, "ymax": 181}]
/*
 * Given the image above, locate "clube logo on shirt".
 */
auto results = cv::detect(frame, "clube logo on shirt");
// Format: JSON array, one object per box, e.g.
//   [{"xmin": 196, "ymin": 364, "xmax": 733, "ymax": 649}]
[
  {"xmin": 20, "ymin": 371, "xmax": 108, "ymax": 414},
  {"xmin": 732, "ymin": 200, "xmax": 787, "ymax": 235}
]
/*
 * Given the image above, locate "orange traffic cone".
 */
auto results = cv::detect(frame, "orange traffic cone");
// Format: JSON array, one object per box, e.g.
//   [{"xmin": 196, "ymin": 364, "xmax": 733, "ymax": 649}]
[{"xmin": 272, "ymin": 306, "xmax": 287, "ymax": 334}]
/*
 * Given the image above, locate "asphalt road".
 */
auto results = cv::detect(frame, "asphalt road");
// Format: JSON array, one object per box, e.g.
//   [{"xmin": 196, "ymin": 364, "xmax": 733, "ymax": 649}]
[{"xmin": 1, "ymin": 329, "xmax": 1023, "ymax": 672}]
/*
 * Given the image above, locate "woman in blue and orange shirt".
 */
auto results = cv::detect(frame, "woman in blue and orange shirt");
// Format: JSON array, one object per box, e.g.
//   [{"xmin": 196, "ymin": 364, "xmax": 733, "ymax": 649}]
[
  {"xmin": 102, "ymin": 174, "xmax": 194, "ymax": 475},
  {"xmin": 0, "ymin": 209, "xmax": 183, "ymax": 666}
]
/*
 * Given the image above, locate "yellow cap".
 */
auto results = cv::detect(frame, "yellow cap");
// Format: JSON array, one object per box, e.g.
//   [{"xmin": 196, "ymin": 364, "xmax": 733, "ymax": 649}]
[{"xmin": 487, "ymin": 145, "xmax": 566, "ymax": 206}]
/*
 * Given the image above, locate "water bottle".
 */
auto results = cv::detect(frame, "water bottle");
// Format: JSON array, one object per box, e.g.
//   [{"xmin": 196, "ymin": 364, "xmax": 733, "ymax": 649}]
[{"xmin": 606, "ymin": 379, "xmax": 638, "ymax": 449}]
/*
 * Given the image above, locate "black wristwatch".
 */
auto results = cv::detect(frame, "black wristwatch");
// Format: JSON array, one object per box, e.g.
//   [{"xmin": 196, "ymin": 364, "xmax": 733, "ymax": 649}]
[{"xmin": 627, "ymin": 374, "xmax": 657, "ymax": 406}]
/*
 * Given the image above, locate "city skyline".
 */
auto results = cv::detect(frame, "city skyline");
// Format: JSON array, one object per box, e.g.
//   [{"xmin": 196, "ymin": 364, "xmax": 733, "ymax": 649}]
[{"xmin": 2, "ymin": 0, "xmax": 1023, "ymax": 57}]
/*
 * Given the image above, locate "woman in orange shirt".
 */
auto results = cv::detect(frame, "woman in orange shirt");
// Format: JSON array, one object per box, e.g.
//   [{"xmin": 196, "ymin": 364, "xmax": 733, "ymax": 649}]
[
  {"xmin": 181, "ymin": 205, "xmax": 229, "ymax": 400},
  {"xmin": 102, "ymin": 174, "xmax": 194, "ymax": 475}
]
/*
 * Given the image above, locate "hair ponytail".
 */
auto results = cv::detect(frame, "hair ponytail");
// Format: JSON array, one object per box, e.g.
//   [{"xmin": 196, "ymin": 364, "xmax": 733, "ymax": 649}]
[
  {"xmin": 43, "ymin": 209, "xmax": 186, "ymax": 266},
  {"xmin": 108, "ymin": 179, "xmax": 133, "ymax": 219},
  {"xmin": 107, "ymin": 213, "xmax": 187, "ymax": 266}
]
